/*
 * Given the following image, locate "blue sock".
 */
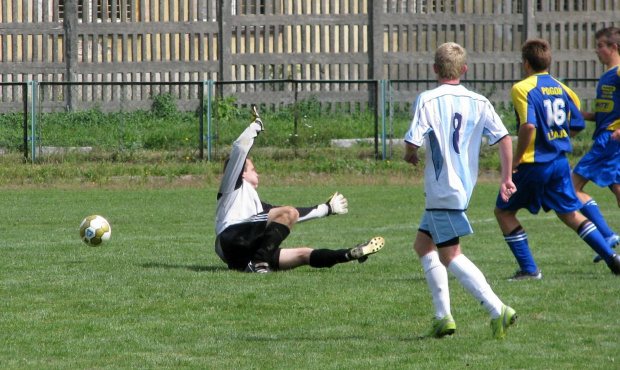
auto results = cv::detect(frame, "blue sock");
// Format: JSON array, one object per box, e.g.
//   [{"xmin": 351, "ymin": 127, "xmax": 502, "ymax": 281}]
[
  {"xmin": 578, "ymin": 222, "xmax": 615, "ymax": 265},
  {"xmin": 580, "ymin": 200, "xmax": 615, "ymax": 239},
  {"xmin": 504, "ymin": 230, "xmax": 538, "ymax": 273}
]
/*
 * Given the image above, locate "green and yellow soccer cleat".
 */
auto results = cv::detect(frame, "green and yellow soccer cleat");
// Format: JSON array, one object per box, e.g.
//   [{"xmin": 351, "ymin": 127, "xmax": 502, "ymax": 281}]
[
  {"xmin": 491, "ymin": 305, "xmax": 517, "ymax": 339},
  {"xmin": 418, "ymin": 315, "xmax": 456, "ymax": 339}
]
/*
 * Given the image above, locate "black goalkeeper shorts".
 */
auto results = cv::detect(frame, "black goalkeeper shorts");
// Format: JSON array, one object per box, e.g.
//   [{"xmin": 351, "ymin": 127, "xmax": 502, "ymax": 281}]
[{"xmin": 215, "ymin": 221, "xmax": 282, "ymax": 270}]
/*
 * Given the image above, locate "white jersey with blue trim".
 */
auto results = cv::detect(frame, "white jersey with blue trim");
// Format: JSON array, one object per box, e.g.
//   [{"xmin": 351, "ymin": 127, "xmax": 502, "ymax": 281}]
[{"xmin": 404, "ymin": 83, "xmax": 509, "ymax": 211}]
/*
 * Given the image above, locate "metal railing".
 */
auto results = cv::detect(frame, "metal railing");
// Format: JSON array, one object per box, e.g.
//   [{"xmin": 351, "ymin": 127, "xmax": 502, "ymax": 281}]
[{"xmin": 0, "ymin": 77, "xmax": 600, "ymax": 163}]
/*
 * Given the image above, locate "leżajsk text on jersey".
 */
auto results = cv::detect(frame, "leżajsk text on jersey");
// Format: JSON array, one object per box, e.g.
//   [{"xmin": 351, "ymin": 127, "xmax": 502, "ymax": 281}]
[
  {"xmin": 511, "ymin": 72, "xmax": 585, "ymax": 163},
  {"xmin": 593, "ymin": 65, "xmax": 620, "ymax": 138}
]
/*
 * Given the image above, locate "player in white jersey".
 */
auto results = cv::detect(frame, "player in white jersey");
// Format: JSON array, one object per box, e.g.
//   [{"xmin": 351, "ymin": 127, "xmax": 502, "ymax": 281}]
[
  {"xmin": 403, "ymin": 42, "xmax": 517, "ymax": 339},
  {"xmin": 214, "ymin": 107, "xmax": 384, "ymax": 273},
  {"xmin": 404, "ymin": 84, "xmax": 511, "ymax": 211}
]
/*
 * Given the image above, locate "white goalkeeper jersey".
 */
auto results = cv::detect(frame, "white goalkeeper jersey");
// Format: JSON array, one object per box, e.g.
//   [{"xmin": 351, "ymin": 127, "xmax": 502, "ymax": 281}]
[
  {"xmin": 404, "ymin": 83, "xmax": 509, "ymax": 211},
  {"xmin": 215, "ymin": 121, "xmax": 330, "ymax": 236},
  {"xmin": 215, "ymin": 122, "xmax": 265, "ymax": 236}
]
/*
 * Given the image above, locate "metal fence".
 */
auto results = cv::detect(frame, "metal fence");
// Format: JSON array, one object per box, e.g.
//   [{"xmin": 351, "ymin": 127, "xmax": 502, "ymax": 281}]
[
  {"xmin": 25, "ymin": 79, "xmax": 382, "ymax": 162},
  {"xmin": 0, "ymin": 77, "xmax": 601, "ymax": 163},
  {"xmin": 0, "ymin": 82, "xmax": 29, "ymax": 159},
  {"xmin": 212, "ymin": 79, "xmax": 381, "ymax": 159}
]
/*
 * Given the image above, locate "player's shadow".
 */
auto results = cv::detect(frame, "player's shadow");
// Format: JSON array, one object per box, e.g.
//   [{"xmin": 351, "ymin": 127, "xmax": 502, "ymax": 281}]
[
  {"xmin": 238, "ymin": 334, "xmax": 415, "ymax": 342},
  {"xmin": 140, "ymin": 262, "xmax": 226, "ymax": 272}
]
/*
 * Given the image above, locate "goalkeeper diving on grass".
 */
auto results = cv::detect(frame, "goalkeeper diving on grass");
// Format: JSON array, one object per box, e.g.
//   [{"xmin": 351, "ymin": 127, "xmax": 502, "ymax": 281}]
[{"xmin": 214, "ymin": 107, "xmax": 385, "ymax": 273}]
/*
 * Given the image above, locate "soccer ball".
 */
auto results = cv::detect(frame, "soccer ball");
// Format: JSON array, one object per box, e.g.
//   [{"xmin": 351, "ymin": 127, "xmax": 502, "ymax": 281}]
[{"xmin": 79, "ymin": 215, "xmax": 112, "ymax": 246}]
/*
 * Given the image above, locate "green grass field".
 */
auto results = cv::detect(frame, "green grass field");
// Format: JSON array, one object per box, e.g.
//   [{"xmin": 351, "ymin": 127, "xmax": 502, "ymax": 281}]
[{"xmin": 1, "ymin": 183, "xmax": 619, "ymax": 368}]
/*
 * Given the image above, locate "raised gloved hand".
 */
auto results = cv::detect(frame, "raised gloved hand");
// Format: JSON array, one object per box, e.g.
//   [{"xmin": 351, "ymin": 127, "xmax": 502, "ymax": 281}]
[
  {"xmin": 327, "ymin": 191, "xmax": 348, "ymax": 215},
  {"xmin": 251, "ymin": 106, "xmax": 264, "ymax": 132}
]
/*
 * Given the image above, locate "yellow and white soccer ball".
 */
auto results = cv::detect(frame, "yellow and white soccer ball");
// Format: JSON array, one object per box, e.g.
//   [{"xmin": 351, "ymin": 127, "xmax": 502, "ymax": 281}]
[{"xmin": 79, "ymin": 215, "xmax": 112, "ymax": 246}]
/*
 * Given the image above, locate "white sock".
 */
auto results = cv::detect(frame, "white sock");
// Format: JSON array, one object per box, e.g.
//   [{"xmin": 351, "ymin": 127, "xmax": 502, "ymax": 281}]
[
  {"xmin": 447, "ymin": 254, "xmax": 503, "ymax": 318},
  {"xmin": 420, "ymin": 251, "xmax": 451, "ymax": 319}
]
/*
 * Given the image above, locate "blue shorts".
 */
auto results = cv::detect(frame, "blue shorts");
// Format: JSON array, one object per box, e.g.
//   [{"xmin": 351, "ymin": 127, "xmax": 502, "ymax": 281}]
[
  {"xmin": 419, "ymin": 210, "xmax": 473, "ymax": 244},
  {"xmin": 573, "ymin": 131, "xmax": 620, "ymax": 188},
  {"xmin": 495, "ymin": 156, "xmax": 582, "ymax": 214}
]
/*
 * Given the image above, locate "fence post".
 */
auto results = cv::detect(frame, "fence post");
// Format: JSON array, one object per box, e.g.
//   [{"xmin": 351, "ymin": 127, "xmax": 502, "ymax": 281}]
[
  {"xmin": 63, "ymin": 0, "xmax": 78, "ymax": 111},
  {"xmin": 207, "ymin": 80, "xmax": 214, "ymax": 161},
  {"xmin": 380, "ymin": 79, "xmax": 387, "ymax": 161},
  {"xmin": 293, "ymin": 80, "xmax": 298, "ymax": 156},
  {"xmin": 29, "ymin": 81, "xmax": 37, "ymax": 163},
  {"xmin": 370, "ymin": 3, "xmax": 383, "ymax": 158},
  {"xmin": 218, "ymin": 1, "xmax": 232, "ymax": 82},
  {"xmin": 198, "ymin": 82, "xmax": 204, "ymax": 160},
  {"xmin": 523, "ymin": 0, "xmax": 536, "ymax": 43},
  {"xmin": 22, "ymin": 83, "xmax": 28, "ymax": 161},
  {"xmin": 369, "ymin": 2, "xmax": 384, "ymax": 81}
]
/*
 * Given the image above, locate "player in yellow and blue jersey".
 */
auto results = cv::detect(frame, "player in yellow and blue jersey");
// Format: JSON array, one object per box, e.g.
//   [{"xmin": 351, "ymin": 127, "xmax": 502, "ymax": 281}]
[
  {"xmin": 494, "ymin": 39, "xmax": 620, "ymax": 279},
  {"xmin": 572, "ymin": 27, "xmax": 620, "ymax": 263}
]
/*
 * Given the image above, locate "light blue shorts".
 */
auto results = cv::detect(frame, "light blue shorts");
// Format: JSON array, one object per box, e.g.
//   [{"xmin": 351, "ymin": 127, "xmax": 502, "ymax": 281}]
[{"xmin": 419, "ymin": 210, "xmax": 473, "ymax": 245}]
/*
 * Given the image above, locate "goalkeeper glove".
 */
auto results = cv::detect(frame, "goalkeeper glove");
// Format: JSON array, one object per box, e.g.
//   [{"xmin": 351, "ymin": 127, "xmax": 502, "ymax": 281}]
[
  {"xmin": 327, "ymin": 191, "xmax": 348, "ymax": 215},
  {"xmin": 251, "ymin": 106, "xmax": 264, "ymax": 132}
]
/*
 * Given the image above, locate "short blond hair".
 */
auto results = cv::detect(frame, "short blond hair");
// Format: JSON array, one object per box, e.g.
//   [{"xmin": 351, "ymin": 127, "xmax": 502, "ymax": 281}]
[{"xmin": 434, "ymin": 42, "xmax": 467, "ymax": 80}]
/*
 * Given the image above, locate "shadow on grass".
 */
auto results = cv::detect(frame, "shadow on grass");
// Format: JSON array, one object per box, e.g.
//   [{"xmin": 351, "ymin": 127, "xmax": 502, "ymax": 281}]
[
  {"xmin": 140, "ymin": 262, "xmax": 227, "ymax": 272},
  {"xmin": 236, "ymin": 334, "xmax": 416, "ymax": 342}
]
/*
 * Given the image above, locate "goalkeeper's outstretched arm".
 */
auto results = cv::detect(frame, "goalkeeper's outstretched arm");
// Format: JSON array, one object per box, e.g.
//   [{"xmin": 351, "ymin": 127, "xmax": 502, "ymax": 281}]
[
  {"xmin": 295, "ymin": 192, "xmax": 349, "ymax": 222},
  {"xmin": 218, "ymin": 109, "xmax": 264, "ymax": 196}
]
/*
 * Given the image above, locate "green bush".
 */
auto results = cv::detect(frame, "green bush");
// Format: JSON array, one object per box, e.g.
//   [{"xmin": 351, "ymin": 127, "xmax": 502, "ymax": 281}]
[
  {"xmin": 151, "ymin": 93, "xmax": 179, "ymax": 119},
  {"xmin": 214, "ymin": 95, "xmax": 240, "ymax": 121},
  {"xmin": 0, "ymin": 112, "xmax": 25, "ymax": 151}
]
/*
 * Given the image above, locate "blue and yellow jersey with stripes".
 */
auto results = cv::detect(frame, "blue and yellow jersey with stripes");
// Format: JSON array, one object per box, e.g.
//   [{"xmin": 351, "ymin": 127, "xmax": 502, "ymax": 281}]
[
  {"xmin": 511, "ymin": 72, "xmax": 585, "ymax": 163},
  {"xmin": 594, "ymin": 64, "xmax": 620, "ymax": 137}
]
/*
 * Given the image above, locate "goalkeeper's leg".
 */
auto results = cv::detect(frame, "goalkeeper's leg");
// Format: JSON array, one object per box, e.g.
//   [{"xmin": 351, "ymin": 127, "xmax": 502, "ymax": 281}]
[
  {"xmin": 249, "ymin": 207, "xmax": 299, "ymax": 269},
  {"xmin": 278, "ymin": 247, "xmax": 351, "ymax": 269},
  {"xmin": 278, "ymin": 237, "xmax": 385, "ymax": 269}
]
